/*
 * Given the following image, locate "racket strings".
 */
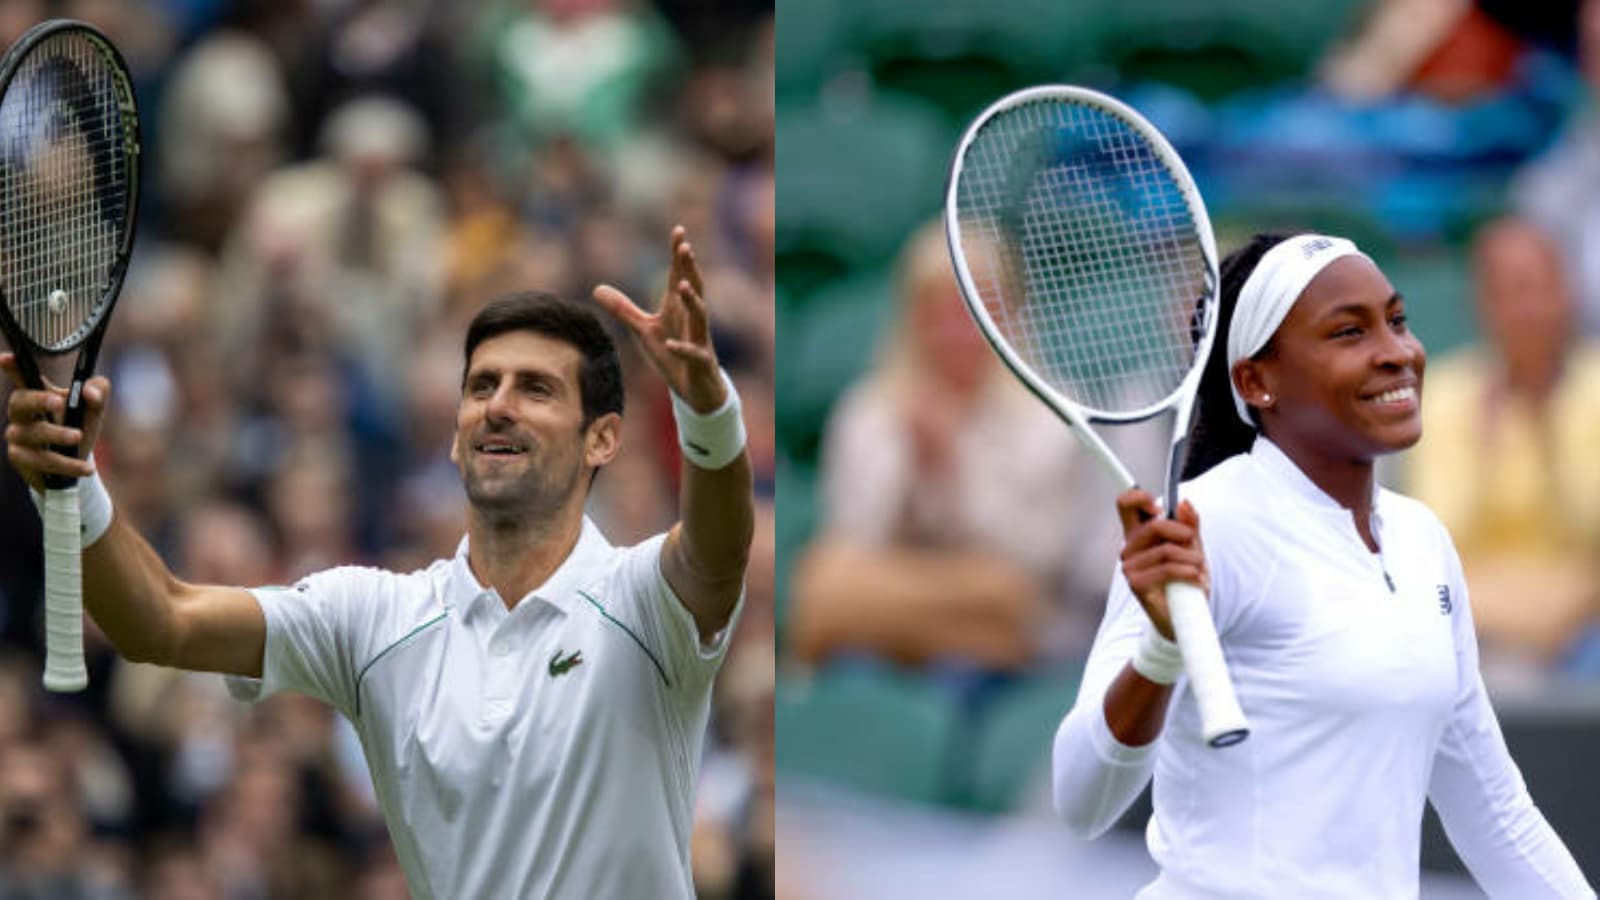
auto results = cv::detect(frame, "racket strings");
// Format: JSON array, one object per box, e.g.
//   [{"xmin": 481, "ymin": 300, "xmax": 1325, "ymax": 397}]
[
  {"xmin": 955, "ymin": 97, "xmax": 1209, "ymax": 416},
  {"xmin": 0, "ymin": 31, "xmax": 129, "ymax": 352}
]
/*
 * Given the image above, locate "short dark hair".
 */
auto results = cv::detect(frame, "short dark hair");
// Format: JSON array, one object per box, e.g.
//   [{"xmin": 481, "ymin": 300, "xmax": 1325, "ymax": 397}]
[
  {"xmin": 1181, "ymin": 232, "xmax": 1301, "ymax": 481},
  {"xmin": 462, "ymin": 292, "xmax": 624, "ymax": 425}
]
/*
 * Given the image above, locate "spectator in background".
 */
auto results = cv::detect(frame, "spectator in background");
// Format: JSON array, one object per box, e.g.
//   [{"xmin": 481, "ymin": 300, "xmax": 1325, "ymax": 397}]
[
  {"xmin": 1321, "ymin": 0, "xmax": 1529, "ymax": 103},
  {"xmin": 473, "ymin": 0, "xmax": 685, "ymax": 154},
  {"xmin": 1513, "ymin": 0, "xmax": 1600, "ymax": 336},
  {"xmin": 214, "ymin": 94, "xmax": 445, "ymax": 401},
  {"xmin": 1406, "ymin": 218, "xmax": 1600, "ymax": 679},
  {"xmin": 158, "ymin": 30, "xmax": 291, "ymax": 252},
  {"xmin": 789, "ymin": 221, "xmax": 1151, "ymax": 671},
  {"xmin": 0, "ymin": 738, "xmax": 130, "ymax": 897}
]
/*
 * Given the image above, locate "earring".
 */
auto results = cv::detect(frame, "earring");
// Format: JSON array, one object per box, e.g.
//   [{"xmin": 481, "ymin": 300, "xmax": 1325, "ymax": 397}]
[{"xmin": 1261, "ymin": 394, "xmax": 1272, "ymax": 404}]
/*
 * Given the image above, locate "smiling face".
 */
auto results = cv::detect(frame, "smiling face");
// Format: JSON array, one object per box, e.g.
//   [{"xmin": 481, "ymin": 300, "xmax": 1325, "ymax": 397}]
[
  {"xmin": 1235, "ymin": 255, "xmax": 1427, "ymax": 462},
  {"xmin": 450, "ymin": 330, "xmax": 618, "ymax": 525}
]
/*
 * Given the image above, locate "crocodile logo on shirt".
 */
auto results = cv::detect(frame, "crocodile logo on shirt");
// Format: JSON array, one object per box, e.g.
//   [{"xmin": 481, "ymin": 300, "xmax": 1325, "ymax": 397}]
[
  {"xmin": 1436, "ymin": 585, "xmax": 1452, "ymax": 615},
  {"xmin": 548, "ymin": 649, "xmax": 583, "ymax": 677}
]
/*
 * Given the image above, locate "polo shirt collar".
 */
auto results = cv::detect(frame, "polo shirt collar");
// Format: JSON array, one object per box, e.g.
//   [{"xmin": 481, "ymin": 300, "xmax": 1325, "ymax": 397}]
[
  {"xmin": 449, "ymin": 516, "xmax": 614, "ymax": 618},
  {"xmin": 1248, "ymin": 435, "xmax": 1383, "ymax": 519}
]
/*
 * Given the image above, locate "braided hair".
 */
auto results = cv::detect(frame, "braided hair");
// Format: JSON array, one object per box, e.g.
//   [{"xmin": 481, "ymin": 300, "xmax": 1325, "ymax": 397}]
[{"xmin": 1180, "ymin": 232, "xmax": 1302, "ymax": 480}]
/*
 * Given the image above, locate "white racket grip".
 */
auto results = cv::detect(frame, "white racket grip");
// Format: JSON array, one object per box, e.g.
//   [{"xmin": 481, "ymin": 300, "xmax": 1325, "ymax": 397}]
[
  {"xmin": 42, "ymin": 486, "xmax": 89, "ymax": 693},
  {"xmin": 1166, "ymin": 580, "xmax": 1248, "ymax": 747}
]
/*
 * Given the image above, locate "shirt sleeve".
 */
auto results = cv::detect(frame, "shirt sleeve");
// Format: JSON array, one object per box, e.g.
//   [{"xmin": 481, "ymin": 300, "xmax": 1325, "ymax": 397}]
[
  {"xmin": 1050, "ymin": 480, "xmax": 1256, "ymax": 840},
  {"xmin": 224, "ymin": 568, "xmax": 376, "ymax": 718},
  {"xmin": 1051, "ymin": 568, "xmax": 1161, "ymax": 838},
  {"xmin": 1427, "ymin": 535, "xmax": 1596, "ymax": 899},
  {"xmin": 605, "ymin": 535, "xmax": 741, "ymax": 700}
]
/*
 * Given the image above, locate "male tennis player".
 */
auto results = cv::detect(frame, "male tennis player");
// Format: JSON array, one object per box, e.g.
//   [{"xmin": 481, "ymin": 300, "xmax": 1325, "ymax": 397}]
[
  {"xmin": 1052, "ymin": 233, "xmax": 1593, "ymax": 898},
  {"xmin": 3, "ymin": 226, "xmax": 752, "ymax": 899}
]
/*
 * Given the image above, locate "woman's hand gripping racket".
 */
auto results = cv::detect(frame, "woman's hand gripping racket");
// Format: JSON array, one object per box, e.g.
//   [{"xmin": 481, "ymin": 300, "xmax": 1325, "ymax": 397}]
[
  {"xmin": 0, "ymin": 20, "xmax": 140, "ymax": 693},
  {"xmin": 945, "ymin": 85, "xmax": 1248, "ymax": 747}
]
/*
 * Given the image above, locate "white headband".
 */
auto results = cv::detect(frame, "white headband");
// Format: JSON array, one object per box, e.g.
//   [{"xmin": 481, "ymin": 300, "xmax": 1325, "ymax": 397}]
[{"xmin": 1227, "ymin": 234, "xmax": 1370, "ymax": 424}]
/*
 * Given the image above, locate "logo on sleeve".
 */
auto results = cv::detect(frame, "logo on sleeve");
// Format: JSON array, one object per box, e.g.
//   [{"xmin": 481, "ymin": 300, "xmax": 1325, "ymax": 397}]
[
  {"xmin": 1436, "ymin": 585, "xmax": 1452, "ymax": 615},
  {"xmin": 548, "ymin": 649, "xmax": 583, "ymax": 678}
]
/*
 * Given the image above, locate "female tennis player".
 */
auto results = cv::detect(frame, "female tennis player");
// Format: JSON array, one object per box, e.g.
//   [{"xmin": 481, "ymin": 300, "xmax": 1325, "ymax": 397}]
[{"xmin": 1051, "ymin": 232, "xmax": 1594, "ymax": 898}]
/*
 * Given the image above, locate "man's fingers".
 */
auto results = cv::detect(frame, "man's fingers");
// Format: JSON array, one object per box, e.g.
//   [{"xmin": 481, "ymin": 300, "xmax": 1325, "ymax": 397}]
[
  {"xmin": 592, "ymin": 284, "xmax": 650, "ymax": 328},
  {"xmin": 6, "ymin": 443, "xmax": 93, "ymax": 481},
  {"xmin": 677, "ymin": 236, "xmax": 704, "ymax": 296},
  {"xmin": 7, "ymin": 386, "xmax": 63, "ymax": 422},
  {"xmin": 5, "ymin": 419, "xmax": 82, "ymax": 448},
  {"xmin": 667, "ymin": 226, "xmax": 705, "ymax": 294},
  {"xmin": 663, "ymin": 339, "xmax": 716, "ymax": 366},
  {"xmin": 83, "ymin": 376, "xmax": 110, "ymax": 409},
  {"xmin": 677, "ymin": 279, "xmax": 711, "ymax": 345}
]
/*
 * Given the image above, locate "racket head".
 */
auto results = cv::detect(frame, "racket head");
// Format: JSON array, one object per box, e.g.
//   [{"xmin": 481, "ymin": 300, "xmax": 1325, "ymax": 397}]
[
  {"xmin": 0, "ymin": 19, "xmax": 140, "ymax": 363},
  {"xmin": 945, "ymin": 85, "xmax": 1220, "ymax": 426}
]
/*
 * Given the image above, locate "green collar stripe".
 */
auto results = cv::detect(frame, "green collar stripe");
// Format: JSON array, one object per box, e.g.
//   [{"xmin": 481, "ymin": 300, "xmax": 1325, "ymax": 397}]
[
  {"xmin": 577, "ymin": 590, "xmax": 671, "ymax": 689},
  {"xmin": 355, "ymin": 611, "xmax": 448, "ymax": 717}
]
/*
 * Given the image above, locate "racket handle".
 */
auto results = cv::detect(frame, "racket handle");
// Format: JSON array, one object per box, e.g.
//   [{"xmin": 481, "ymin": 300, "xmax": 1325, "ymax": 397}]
[
  {"xmin": 1166, "ymin": 581, "xmax": 1247, "ymax": 747},
  {"xmin": 42, "ymin": 487, "xmax": 88, "ymax": 693}
]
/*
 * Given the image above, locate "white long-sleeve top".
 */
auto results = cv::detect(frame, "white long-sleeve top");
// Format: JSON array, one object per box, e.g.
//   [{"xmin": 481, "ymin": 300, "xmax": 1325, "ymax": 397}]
[{"xmin": 1053, "ymin": 437, "xmax": 1594, "ymax": 899}]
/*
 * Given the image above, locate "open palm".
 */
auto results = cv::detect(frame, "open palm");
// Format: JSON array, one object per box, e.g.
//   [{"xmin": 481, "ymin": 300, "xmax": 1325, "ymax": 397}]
[{"xmin": 593, "ymin": 226, "xmax": 726, "ymax": 413}]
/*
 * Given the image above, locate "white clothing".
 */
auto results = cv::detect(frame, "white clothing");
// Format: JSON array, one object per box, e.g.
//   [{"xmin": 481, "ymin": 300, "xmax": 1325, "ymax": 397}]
[
  {"xmin": 228, "ymin": 517, "xmax": 736, "ymax": 900},
  {"xmin": 1052, "ymin": 438, "xmax": 1593, "ymax": 899}
]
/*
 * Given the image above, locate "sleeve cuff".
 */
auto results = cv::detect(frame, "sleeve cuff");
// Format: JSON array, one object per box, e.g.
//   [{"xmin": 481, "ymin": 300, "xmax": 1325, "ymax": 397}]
[
  {"xmin": 225, "ymin": 674, "xmax": 264, "ymax": 703},
  {"xmin": 1088, "ymin": 702, "xmax": 1161, "ymax": 766},
  {"xmin": 655, "ymin": 562, "xmax": 744, "ymax": 662}
]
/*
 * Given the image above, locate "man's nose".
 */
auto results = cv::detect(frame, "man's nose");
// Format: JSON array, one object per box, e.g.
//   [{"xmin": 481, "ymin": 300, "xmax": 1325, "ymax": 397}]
[{"xmin": 485, "ymin": 380, "xmax": 516, "ymax": 422}]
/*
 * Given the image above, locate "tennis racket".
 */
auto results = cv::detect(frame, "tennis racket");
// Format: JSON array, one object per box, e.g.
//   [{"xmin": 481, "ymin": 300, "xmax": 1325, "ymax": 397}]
[
  {"xmin": 0, "ymin": 20, "xmax": 140, "ymax": 693},
  {"xmin": 945, "ymin": 85, "xmax": 1248, "ymax": 747}
]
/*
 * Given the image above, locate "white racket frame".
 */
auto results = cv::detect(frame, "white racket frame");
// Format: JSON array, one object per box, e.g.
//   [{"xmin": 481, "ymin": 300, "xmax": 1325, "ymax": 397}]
[{"xmin": 944, "ymin": 84, "xmax": 1249, "ymax": 747}]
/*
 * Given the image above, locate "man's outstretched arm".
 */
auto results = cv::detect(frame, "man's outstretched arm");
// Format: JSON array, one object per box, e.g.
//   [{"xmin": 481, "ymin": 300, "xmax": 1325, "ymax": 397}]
[
  {"xmin": 592, "ymin": 227, "xmax": 754, "ymax": 640},
  {"xmin": 4, "ymin": 354, "xmax": 265, "ymax": 676}
]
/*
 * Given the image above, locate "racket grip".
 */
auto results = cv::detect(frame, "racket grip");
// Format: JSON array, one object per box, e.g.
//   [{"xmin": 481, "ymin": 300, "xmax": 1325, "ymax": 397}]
[
  {"xmin": 1166, "ymin": 581, "xmax": 1247, "ymax": 747},
  {"xmin": 42, "ymin": 487, "xmax": 88, "ymax": 693}
]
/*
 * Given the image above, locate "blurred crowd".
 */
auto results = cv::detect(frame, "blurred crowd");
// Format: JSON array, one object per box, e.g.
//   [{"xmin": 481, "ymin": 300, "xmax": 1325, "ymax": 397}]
[{"xmin": 0, "ymin": 0, "xmax": 774, "ymax": 897}]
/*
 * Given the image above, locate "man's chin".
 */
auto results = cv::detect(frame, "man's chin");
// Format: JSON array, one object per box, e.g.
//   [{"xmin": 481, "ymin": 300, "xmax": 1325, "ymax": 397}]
[{"xmin": 463, "ymin": 474, "xmax": 536, "ymax": 511}]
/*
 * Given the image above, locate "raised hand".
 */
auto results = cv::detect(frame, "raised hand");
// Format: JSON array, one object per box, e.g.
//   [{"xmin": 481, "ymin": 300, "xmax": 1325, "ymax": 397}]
[
  {"xmin": 592, "ymin": 226, "xmax": 726, "ymax": 413},
  {"xmin": 2, "ymin": 352, "xmax": 107, "ymax": 492},
  {"xmin": 1114, "ymin": 488, "xmax": 1209, "ymax": 640}
]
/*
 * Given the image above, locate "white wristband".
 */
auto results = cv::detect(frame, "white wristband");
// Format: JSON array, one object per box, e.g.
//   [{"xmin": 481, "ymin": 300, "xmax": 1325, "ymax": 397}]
[
  {"xmin": 1131, "ymin": 623, "xmax": 1183, "ymax": 685},
  {"xmin": 29, "ymin": 454, "xmax": 114, "ymax": 548},
  {"xmin": 671, "ymin": 369, "xmax": 746, "ymax": 470}
]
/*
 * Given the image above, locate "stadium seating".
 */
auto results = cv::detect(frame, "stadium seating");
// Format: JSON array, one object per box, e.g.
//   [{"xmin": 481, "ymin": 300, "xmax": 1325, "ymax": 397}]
[
  {"xmin": 968, "ymin": 670, "xmax": 1082, "ymax": 812},
  {"xmin": 776, "ymin": 664, "xmax": 963, "ymax": 805},
  {"xmin": 775, "ymin": 267, "xmax": 895, "ymax": 463},
  {"xmin": 775, "ymin": 96, "xmax": 951, "ymax": 302}
]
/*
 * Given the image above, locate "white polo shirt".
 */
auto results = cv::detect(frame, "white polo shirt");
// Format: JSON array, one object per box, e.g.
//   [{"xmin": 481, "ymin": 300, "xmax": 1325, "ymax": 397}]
[
  {"xmin": 228, "ymin": 517, "xmax": 736, "ymax": 899},
  {"xmin": 1052, "ymin": 438, "xmax": 1593, "ymax": 899}
]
